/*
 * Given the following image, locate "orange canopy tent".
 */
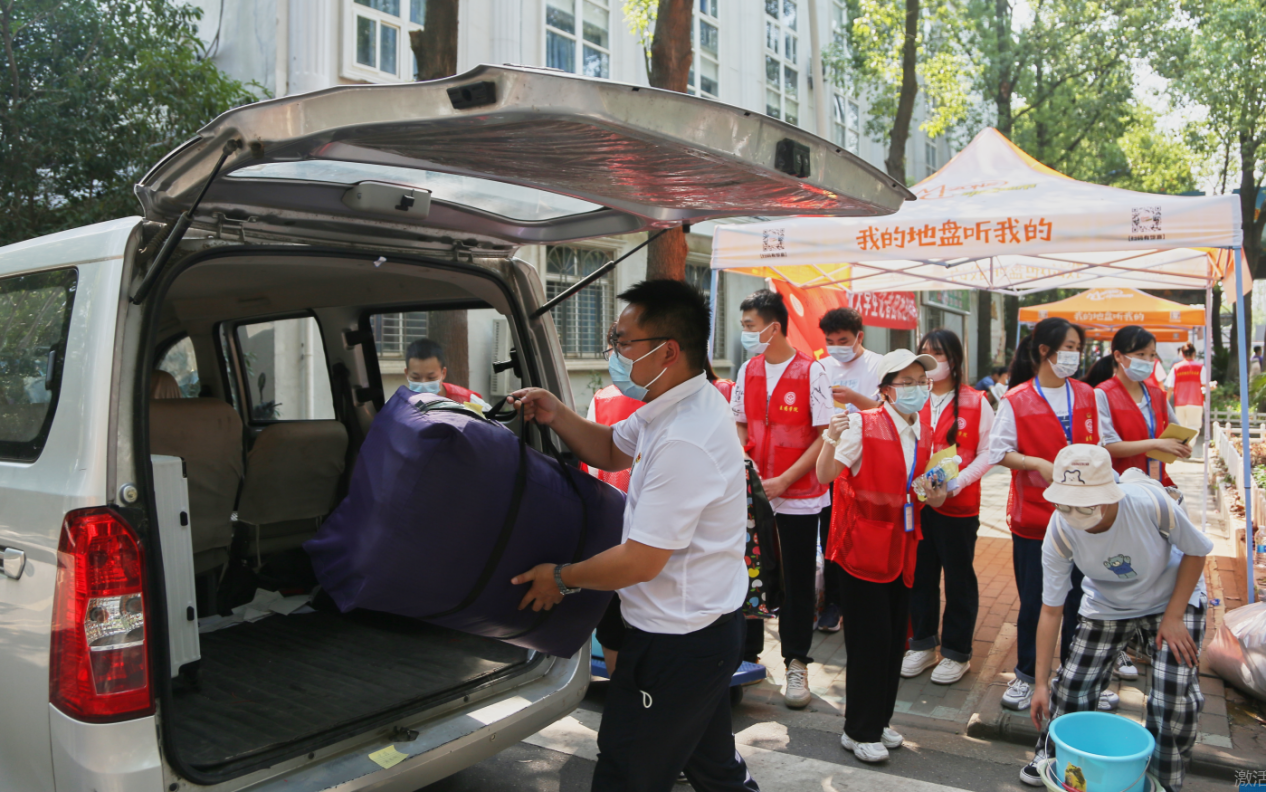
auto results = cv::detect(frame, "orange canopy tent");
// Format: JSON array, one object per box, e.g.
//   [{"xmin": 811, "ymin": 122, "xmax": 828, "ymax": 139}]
[{"xmin": 1017, "ymin": 287, "xmax": 1205, "ymax": 328}]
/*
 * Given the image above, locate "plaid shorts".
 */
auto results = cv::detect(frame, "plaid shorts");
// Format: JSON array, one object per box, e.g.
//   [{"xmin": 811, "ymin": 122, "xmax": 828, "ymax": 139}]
[{"xmin": 1036, "ymin": 602, "xmax": 1207, "ymax": 792}]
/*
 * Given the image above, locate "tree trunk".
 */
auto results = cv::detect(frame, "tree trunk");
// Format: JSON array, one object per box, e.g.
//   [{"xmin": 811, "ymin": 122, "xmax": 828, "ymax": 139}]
[
  {"xmin": 1003, "ymin": 294, "xmax": 1019, "ymax": 362},
  {"xmin": 1211, "ymin": 285, "xmax": 1223, "ymax": 356},
  {"xmin": 976, "ymin": 291, "xmax": 993, "ymax": 378},
  {"xmin": 642, "ymin": 0, "xmax": 694, "ymax": 280},
  {"xmin": 993, "ymin": 0, "xmax": 1012, "ymax": 136},
  {"xmin": 410, "ymin": 0, "xmax": 459, "ymax": 80},
  {"xmin": 884, "ymin": 0, "xmax": 920, "ymax": 183},
  {"xmin": 410, "ymin": 2, "xmax": 469, "ymax": 386}
]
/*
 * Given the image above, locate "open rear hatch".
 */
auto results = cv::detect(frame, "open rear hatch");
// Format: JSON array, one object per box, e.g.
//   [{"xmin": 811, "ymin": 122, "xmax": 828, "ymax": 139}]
[{"xmin": 136, "ymin": 64, "xmax": 913, "ymax": 251}]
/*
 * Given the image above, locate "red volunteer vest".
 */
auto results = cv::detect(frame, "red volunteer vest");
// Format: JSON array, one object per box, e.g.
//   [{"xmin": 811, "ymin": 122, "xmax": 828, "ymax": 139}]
[
  {"xmin": 827, "ymin": 408, "xmax": 930, "ymax": 586},
  {"xmin": 918, "ymin": 387, "xmax": 984, "ymax": 518},
  {"xmin": 743, "ymin": 352, "xmax": 829, "ymax": 499},
  {"xmin": 1171, "ymin": 360, "xmax": 1204, "ymax": 407},
  {"xmin": 1097, "ymin": 377, "xmax": 1173, "ymax": 487},
  {"xmin": 1005, "ymin": 379, "xmax": 1100, "ymax": 540},
  {"xmin": 441, "ymin": 383, "xmax": 482, "ymax": 403}
]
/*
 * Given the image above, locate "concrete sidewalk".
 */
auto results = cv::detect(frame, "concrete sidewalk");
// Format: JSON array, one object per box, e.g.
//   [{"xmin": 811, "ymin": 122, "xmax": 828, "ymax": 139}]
[{"xmin": 740, "ymin": 457, "xmax": 1266, "ymax": 779}]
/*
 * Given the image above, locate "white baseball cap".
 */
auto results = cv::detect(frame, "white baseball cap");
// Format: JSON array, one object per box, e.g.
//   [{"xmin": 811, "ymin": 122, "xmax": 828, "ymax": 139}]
[
  {"xmin": 1043, "ymin": 445, "xmax": 1125, "ymax": 507},
  {"xmin": 877, "ymin": 349, "xmax": 937, "ymax": 381}
]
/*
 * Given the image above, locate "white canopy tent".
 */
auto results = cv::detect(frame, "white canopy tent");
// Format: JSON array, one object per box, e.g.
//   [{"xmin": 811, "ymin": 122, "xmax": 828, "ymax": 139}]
[{"xmin": 709, "ymin": 128, "xmax": 1255, "ymax": 603}]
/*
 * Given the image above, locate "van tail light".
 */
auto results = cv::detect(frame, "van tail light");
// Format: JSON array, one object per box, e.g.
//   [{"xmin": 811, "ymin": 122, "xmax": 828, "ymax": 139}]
[{"xmin": 50, "ymin": 507, "xmax": 154, "ymax": 722}]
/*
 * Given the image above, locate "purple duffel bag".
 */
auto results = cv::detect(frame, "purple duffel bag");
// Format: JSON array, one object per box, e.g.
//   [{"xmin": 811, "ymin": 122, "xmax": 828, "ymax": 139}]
[{"xmin": 305, "ymin": 388, "xmax": 624, "ymax": 657}]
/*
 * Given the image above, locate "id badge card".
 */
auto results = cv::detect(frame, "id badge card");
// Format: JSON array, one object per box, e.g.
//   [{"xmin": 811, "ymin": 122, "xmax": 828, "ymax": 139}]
[
  {"xmin": 1148, "ymin": 458, "xmax": 1162, "ymax": 481},
  {"xmin": 903, "ymin": 502, "xmax": 914, "ymax": 533}
]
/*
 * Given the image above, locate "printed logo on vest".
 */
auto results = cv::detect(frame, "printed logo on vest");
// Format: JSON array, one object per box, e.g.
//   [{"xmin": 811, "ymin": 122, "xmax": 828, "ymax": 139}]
[
  {"xmin": 1084, "ymin": 418, "xmax": 1094, "ymax": 434},
  {"xmin": 784, "ymin": 391, "xmax": 797, "ymax": 405},
  {"xmin": 957, "ymin": 417, "xmax": 967, "ymax": 430}
]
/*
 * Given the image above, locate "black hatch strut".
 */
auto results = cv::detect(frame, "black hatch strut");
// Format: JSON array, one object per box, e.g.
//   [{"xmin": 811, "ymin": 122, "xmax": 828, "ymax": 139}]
[
  {"xmin": 130, "ymin": 139, "xmax": 241, "ymax": 304},
  {"xmin": 530, "ymin": 227, "xmax": 672, "ymax": 319}
]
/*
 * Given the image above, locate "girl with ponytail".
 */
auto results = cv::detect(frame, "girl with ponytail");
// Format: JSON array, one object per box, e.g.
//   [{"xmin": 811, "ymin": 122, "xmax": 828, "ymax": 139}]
[
  {"xmin": 901, "ymin": 329, "xmax": 995, "ymax": 685},
  {"xmin": 986, "ymin": 317, "xmax": 1112, "ymax": 715}
]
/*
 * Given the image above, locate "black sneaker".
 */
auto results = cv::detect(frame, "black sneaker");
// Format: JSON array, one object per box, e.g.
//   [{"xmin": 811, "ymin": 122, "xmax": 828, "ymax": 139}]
[
  {"xmin": 1019, "ymin": 751, "xmax": 1047, "ymax": 787},
  {"xmin": 816, "ymin": 603, "xmax": 842, "ymax": 632}
]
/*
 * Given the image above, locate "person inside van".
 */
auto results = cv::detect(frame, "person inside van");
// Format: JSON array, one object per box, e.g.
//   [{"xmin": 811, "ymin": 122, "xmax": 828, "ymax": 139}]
[
  {"xmin": 815, "ymin": 349, "xmax": 947, "ymax": 763},
  {"xmin": 987, "ymin": 318, "xmax": 1109, "ymax": 714},
  {"xmin": 405, "ymin": 338, "xmax": 490, "ymax": 410},
  {"xmin": 1022, "ymin": 445, "xmax": 1212, "ymax": 792},
  {"xmin": 731, "ymin": 288, "xmax": 833, "ymax": 709}
]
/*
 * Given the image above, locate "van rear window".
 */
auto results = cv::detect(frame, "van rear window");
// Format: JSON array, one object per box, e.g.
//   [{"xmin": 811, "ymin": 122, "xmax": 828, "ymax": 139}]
[{"xmin": 0, "ymin": 268, "xmax": 77, "ymax": 461}]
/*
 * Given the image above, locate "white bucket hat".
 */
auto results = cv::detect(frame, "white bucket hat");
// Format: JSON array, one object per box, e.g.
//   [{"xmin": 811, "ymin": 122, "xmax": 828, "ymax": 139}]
[
  {"xmin": 877, "ymin": 349, "xmax": 937, "ymax": 381},
  {"xmin": 1043, "ymin": 444, "xmax": 1125, "ymax": 507}
]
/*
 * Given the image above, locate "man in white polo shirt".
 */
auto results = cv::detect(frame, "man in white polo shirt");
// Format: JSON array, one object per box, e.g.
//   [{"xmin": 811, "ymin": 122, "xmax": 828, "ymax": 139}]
[{"xmin": 510, "ymin": 279, "xmax": 758, "ymax": 792}]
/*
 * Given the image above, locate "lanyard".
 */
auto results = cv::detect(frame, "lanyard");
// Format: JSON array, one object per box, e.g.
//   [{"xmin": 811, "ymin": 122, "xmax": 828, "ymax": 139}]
[
  {"xmin": 883, "ymin": 409, "xmax": 920, "ymax": 504},
  {"xmin": 1036, "ymin": 380, "xmax": 1073, "ymax": 443},
  {"xmin": 1140, "ymin": 386, "xmax": 1156, "ymax": 438}
]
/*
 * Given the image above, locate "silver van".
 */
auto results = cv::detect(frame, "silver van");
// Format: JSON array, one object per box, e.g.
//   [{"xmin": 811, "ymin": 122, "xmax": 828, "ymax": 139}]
[{"xmin": 0, "ymin": 65, "xmax": 909, "ymax": 792}]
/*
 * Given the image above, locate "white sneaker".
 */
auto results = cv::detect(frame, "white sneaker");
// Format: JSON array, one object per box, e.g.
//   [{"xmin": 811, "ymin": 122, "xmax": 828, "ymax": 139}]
[
  {"xmin": 1001, "ymin": 677, "xmax": 1033, "ymax": 711},
  {"xmin": 881, "ymin": 727, "xmax": 904, "ymax": 749},
  {"xmin": 782, "ymin": 659, "xmax": 811, "ymax": 709},
  {"xmin": 1114, "ymin": 651, "xmax": 1139, "ymax": 680},
  {"xmin": 901, "ymin": 649, "xmax": 938, "ymax": 678},
  {"xmin": 1098, "ymin": 689, "xmax": 1120, "ymax": 711},
  {"xmin": 930, "ymin": 657, "xmax": 970, "ymax": 685},
  {"xmin": 841, "ymin": 731, "xmax": 890, "ymax": 762}
]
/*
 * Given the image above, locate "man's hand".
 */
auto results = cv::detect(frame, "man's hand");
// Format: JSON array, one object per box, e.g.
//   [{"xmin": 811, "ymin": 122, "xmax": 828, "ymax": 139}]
[
  {"xmin": 831, "ymin": 385, "xmax": 858, "ymax": 405},
  {"xmin": 827, "ymin": 412, "xmax": 850, "ymax": 442},
  {"xmin": 508, "ymin": 388, "xmax": 562, "ymax": 426},
  {"xmin": 511, "ymin": 563, "xmax": 565, "ymax": 612},
  {"xmin": 1157, "ymin": 614, "xmax": 1199, "ymax": 667},
  {"xmin": 1031, "ymin": 685, "xmax": 1051, "ymax": 732},
  {"xmin": 762, "ymin": 475, "xmax": 790, "ymax": 500}
]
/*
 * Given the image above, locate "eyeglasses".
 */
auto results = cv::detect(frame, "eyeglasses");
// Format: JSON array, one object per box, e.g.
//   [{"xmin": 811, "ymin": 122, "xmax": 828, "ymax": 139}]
[
  {"xmin": 889, "ymin": 379, "xmax": 931, "ymax": 390},
  {"xmin": 1054, "ymin": 504, "xmax": 1100, "ymax": 516},
  {"xmin": 602, "ymin": 335, "xmax": 671, "ymax": 361}
]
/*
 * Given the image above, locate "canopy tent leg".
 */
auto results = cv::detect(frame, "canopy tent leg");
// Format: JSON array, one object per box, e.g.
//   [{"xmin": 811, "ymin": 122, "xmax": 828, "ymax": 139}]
[
  {"xmin": 708, "ymin": 269, "xmax": 720, "ymax": 362},
  {"xmin": 1203, "ymin": 284, "xmax": 1212, "ymax": 534},
  {"xmin": 1234, "ymin": 248, "xmax": 1256, "ymax": 605}
]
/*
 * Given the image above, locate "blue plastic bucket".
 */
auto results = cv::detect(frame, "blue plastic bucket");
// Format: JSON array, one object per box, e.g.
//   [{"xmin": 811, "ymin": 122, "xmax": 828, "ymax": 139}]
[{"xmin": 1049, "ymin": 712, "xmax": 1155, "ymax": 792}]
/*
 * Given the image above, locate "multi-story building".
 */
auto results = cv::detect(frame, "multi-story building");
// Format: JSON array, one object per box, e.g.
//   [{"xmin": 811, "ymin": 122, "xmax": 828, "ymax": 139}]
[{"xmin": 191, "ymin": 0, "xmax": 991, "ymax": 408}]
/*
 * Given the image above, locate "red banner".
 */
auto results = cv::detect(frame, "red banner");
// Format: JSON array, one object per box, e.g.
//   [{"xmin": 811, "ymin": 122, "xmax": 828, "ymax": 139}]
[{"xmin": 773, "ymin": 281, "xmax": 917, "ymax": 360}]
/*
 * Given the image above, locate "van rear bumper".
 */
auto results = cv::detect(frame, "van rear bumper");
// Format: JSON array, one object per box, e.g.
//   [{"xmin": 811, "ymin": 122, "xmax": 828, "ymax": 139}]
[
  {"xmin": 244, "ymin": 648, "xmax": 589, "ymax": 792},
  {"xmin": 49, "ymin": 705, "xmax": 165, "ymax": 792}
]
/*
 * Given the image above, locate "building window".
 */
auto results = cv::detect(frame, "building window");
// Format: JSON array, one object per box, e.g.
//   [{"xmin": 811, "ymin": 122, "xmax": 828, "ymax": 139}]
[
  {"xmin": 764, "ymin": 0, "xmax": 800, "ymax": 125},
  {"xmin": 833, "ymin": 94, "xmax": 860, "ymax": 153},
  {"xmin": 926, "ymin": 140, "xmax": 938, "ymax": 177},
  {"xmin": 546, "ymin": 0, "xmax": 611, "ymax": 78},
  {"xmin": 371, "ymin": 311, "xmax": 430, "ymax": 359},
  {"xmin": 345, "ymin": 0, "xmax": 423, "ymax": 82},
  {"xmin": 830, "ymin": 0, "xmax": 847, "ymax": 45},
  {"xmin": 688, "ymin": 0, "xmax": 720, "ymax": 98},
  {"xmin": 545, "ymin": 246, "xmax": 614, "ymax": 358},
  {"xmin": 685, "ymin": 260, "xmax": 725, "ymax": 356}
]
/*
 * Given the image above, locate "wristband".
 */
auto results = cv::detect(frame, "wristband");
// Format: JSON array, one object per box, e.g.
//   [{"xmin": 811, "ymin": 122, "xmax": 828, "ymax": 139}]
[{"xmin": 821, "ymin": 429, "xmax": 840, "ymax": 447}]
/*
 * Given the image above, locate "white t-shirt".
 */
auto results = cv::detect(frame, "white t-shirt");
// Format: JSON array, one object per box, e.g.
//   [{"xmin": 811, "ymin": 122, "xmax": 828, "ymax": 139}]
[
  {"xmin": 988, "ymin": 382, "xmax": 1095, "ymax": 464},
  {"xmin": 1042, "ymin": 479, "xmax": 1213, "ymax": 619},
  {"xmin": 819, "ymin": 349, "xmax": 883, "ymax": 414},
  {"xmin": 730, "ymin": 356, "xmax": 834, "ymax": 515},
  {"xmin": 1094, "ymin": 387, "xmax": 1179, "ymax": 445},
  {"xmin": 611, "ymin": 374, "xmax": 748, "ymax": 634}
]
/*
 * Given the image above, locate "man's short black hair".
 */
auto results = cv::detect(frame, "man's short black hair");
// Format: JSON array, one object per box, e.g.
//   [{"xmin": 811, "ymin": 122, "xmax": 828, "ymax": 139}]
[
  {"xmin": 1256, "ymin": 345, "xmax": 1261, "ymax": 353},
  {"xmin": 739, "ymin": 288, "xmax": 788, "ymax": 330},
  {"xmin": 819, "ymin": 307, "xmax": 864, "ymax": 335},
  {"xmin": 618, "ymin": 279, "xmax": 711, "ymax": 371},
  {"xmin": 992, "ymin": 365, "xmax": 1008, "ymax": 377},
  {"xmin": 406, "ymin": 338, "xmax": 446, "ymax": 367}
]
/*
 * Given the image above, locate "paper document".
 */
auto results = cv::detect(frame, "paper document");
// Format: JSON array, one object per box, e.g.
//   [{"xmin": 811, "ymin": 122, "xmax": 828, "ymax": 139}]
[{"xmin": 1146, "ymin": 423, "xmax": 1198, "ymax": 464}]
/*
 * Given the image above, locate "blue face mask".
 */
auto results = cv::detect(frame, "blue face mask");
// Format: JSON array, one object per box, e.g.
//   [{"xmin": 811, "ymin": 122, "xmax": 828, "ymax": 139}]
[
  {"xmin": 407, "ymin": 380, "xmax": 443, "ymax": 394},
  {"xmin": 890, "ymin": 384, "xmax": 930, "ymax": 415},
  {"xmin": 1124, "ymin": 356, "xmax": 1154, "ymax": 382},
  {"xmin": 740, "ymin": 324, "xmax": 774, "ymax": 354},
  {"xmin": 608, "ymin": 342, "xmax": 667, "ymax": 401}
]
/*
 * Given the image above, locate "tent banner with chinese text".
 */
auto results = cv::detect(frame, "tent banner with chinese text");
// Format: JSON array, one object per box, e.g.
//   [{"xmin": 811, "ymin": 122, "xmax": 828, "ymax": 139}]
[{"xmin": 773, "ymin": 281, "xmax": 916, "ymax": 359}]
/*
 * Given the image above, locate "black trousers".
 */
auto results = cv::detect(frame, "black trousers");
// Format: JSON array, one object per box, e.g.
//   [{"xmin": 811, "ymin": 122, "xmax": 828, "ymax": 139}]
[
  {"xmin": 909, "ymin": 508, "xmax": 980, "ymax": 662},
  {"xmin": 818, "ymin": 493, "xmax": 841, "ymax": 611},
  {"xmin": 592, "ymin": 611, "xmax": 759, "ymax": 792},
  {"xmin": 1013, "ymin": 534, "xmax": 1084, "ymax": 682},
  {"xmin": 837, "ymin": 565, "xmax": 910, "ymax": 744},
  {"xmin": 777, "ymin": 509, "xmax": 828, "ymax": 665}
]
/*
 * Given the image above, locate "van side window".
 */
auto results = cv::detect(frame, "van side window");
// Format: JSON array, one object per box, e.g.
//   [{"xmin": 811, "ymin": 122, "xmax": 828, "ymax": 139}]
[
  {"xmin": 235, "ymin": 316, "xmax": 336, "ymax": 422},
  {"xmin": 157, "ymin": 336, "xmax": 201, "ymax": 398},
  {"xmin": 0, "ymin": 268, "xmax": 77, "ymax": 461}
]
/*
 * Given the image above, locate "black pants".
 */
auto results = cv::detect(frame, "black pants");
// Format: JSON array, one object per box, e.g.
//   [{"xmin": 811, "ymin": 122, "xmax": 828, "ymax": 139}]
[
  {"xmin": 909, "ymin": 509, "xmax": 980, "ymax": 662},
  {"xmin": 1012, "ymin": 534, "xmax": 1084, "ymax": 682},
  {"xmin": 592, "ymin": 611, "xmax": 759, "ymax": 792},
  {"xmin": 777, "ymin": 509, "xmax": 828, "ymax": 665},
  {"xmin": 818, "ymin": 494, "xmax": 841, "ymax": 611},
  {"xmin": 837, "ymin": 565, "xmax": 909, "ymax": 744}
]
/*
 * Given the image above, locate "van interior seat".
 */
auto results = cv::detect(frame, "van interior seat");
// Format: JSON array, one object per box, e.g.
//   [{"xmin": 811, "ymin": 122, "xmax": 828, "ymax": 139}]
[
  {"xmin": 151, "ymin": 369, "xmax": 182, "ymax": 399},
  {"xmin": 149, "ymin": 398, "xmax": 244, "ymax": 574},
  {"xmin": 236, "ymin": 421, "xmax": 348, "ymax": 556}
]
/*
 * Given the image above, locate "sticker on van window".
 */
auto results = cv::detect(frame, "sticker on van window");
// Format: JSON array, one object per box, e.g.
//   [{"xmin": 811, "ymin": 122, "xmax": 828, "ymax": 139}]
[{"xmin": 368, "ymin": 745, "xmax": 409, "ymax": 769}]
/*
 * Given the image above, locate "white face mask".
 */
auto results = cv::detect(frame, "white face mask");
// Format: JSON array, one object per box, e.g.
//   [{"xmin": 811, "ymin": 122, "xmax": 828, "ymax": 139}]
[
  {"xmin": 1050, "ymin": 350, "xmax": 1080, "ymax": 379},
  {"xmin": 741, "ymin": 324, "xmax": 775, "ymax": 355},
  {"xmin": 1059, "ymin": 505, "xmax": 1104, "ymax": 531},
  {"xmin": 827, "ymin": 345, "xmax": 856, "ymax": 364},
  {"xmin": 1123, "ymin": 355, "xmax": 1154, "ymax": 382},
  {"xmin": 929, "ymin": 361, "xmax": 951, "ymax": 382}
]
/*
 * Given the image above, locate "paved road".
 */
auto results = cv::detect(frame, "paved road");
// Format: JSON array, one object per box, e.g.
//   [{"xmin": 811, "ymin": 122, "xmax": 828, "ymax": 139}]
[{"xmin": 420, "ymin": 683, "xmax": 1230, "ymax": 792}]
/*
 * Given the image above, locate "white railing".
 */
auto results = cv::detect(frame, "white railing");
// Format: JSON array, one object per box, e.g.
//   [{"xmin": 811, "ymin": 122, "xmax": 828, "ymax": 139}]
[{"xmin": 1213, "ymin": 421, "xmax": 1266, "ymax": 532}]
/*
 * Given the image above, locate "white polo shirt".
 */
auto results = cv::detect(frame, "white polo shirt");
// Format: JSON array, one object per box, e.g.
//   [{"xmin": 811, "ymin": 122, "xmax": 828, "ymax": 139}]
[{"xmin": 611, "ymin": 373, "xmax": 748, "ymax": 634}]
